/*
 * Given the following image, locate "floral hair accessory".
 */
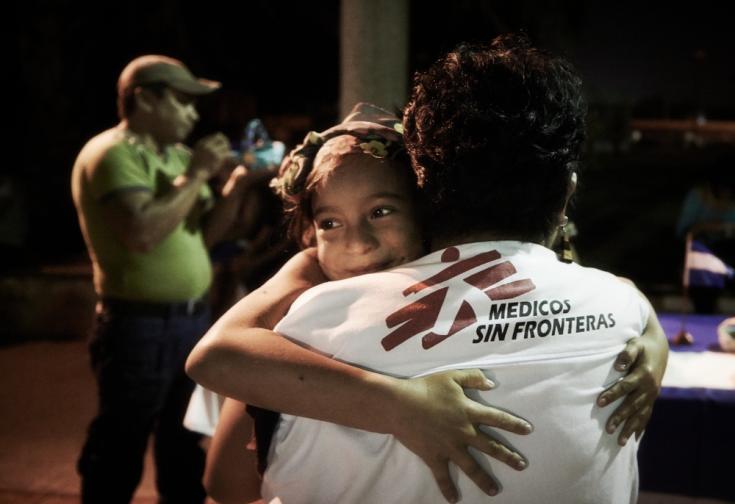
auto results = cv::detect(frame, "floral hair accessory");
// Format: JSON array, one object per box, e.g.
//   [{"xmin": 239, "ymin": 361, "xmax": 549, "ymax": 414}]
[
  {"xmin": 305, "ymin": 131, "xmax": 324, "ymax": 145},
  {"xmin": 360, "ymin": 139, "xmax": 390, "ymax": 158},
  {"xmin": 271, "ymin": 102, "xmax": 405, "ymax": 204}
]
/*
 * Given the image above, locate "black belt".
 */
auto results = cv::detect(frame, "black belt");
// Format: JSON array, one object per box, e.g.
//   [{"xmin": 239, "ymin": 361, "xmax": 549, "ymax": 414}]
[{"xmin": 99, "ymin": 295, "xmax": 209, "ymax": 317}]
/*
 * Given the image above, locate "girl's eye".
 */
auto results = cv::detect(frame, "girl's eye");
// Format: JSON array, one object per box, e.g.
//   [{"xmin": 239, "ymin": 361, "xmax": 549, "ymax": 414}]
[
  {"xmin": 371, "ymin": 207, "xmax": 394, "ymax": 219},
  {"xmin": 317, "ymin": 218, "xmax": 341, "ymax": 230}
]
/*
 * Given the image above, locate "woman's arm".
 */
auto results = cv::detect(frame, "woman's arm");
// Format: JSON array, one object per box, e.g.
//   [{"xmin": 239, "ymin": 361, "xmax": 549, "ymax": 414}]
[
  {"xmin": 204, "ymin": 398, "xmax": 261, "ymax": 504},
  {"xmin": 597, "ymin": 297, "xmax": 669, "ymax": 445},
  {"xmin": 187, "ymin": 250, "xmax": 532, "ymax": 502}
]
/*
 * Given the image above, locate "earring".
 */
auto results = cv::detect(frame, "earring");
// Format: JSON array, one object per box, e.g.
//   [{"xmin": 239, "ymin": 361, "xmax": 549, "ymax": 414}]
[{"xmin": 560, "ymin": 216, "xmax": 574, "ymax": 263}]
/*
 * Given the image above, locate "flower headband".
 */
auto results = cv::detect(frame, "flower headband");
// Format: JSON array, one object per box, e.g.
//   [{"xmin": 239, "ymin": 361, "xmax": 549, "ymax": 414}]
[{"xmin": 271, "ymin": 102, "xmax": 405, "ymax": 205}]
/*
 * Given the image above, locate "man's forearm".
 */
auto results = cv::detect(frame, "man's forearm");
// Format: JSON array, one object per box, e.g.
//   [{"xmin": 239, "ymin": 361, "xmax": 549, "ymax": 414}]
[
  {"xmin": 124, "ymin": 131, "xmax": 232, "ymax": 251},
  {"xmin": 121, "ymin": 171, "xmax": 209, "ymax": 252}
]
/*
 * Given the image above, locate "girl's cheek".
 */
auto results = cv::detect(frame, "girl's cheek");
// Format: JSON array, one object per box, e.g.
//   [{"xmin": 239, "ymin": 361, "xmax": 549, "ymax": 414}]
[
  {"xmin": 316, "ymin": 241, "xmax": 327, "ymax": 262},
  {"xmin": 316, "ymin": 242, "xmax": 339, "ymax": 273}
]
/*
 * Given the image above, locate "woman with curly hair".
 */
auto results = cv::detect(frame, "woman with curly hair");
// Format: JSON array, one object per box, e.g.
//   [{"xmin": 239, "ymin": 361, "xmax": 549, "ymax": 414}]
[{"xmin": 188, "ymin": 35, "xmax": 667, "ymax": 503}]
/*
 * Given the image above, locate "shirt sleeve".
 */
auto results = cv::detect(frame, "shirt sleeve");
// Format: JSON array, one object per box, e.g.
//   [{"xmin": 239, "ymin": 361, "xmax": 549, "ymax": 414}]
[{"xmin": 89, "ymin": 144, "xmax": 152, "ymax": 201}]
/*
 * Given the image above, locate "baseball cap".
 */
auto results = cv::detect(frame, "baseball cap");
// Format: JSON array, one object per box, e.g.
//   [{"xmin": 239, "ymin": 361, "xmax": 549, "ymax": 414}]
[{"xmin": 117, "ymin": 54, "xmax": 221, "ymax": 96}]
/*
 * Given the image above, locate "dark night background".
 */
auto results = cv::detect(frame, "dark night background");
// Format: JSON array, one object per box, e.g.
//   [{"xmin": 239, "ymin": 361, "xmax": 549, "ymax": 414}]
[{"xmin": 9, "ymin": 0, "xmax": 735, "ymax": 295}]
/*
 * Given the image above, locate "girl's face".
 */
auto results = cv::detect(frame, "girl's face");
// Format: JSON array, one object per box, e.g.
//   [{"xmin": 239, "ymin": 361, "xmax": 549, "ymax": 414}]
[{"xmin": 311, "ymin": 156, "xmax": 424, "ymax": 281}]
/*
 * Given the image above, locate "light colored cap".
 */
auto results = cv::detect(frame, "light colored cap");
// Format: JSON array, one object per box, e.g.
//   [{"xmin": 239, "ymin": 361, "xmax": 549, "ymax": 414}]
[{"xmin": 117, "ymin": 54, "xmax": 221, "ymax": 96}]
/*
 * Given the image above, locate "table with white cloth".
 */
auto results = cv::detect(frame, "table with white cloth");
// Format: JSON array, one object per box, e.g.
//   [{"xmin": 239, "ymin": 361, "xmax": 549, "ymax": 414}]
[{"xmin": 637, "ymin": 313, "xmax": 735, "ymax": 501}]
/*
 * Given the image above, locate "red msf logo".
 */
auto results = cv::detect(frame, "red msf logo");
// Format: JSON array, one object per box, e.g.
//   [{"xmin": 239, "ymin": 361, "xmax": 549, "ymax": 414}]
[{"xmin": 381, "ymin": 247, "xmax": 535, "ymax": 351}]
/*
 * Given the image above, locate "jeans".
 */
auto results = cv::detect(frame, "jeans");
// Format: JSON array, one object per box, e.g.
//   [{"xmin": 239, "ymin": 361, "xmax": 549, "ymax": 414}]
[{"xmin": 78, "ymin": 303, "xmax": 210, "ymax": 504}]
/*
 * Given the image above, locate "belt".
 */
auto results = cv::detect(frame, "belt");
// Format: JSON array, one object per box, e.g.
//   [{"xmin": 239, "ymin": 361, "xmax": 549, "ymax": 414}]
[{"xmin": 99, "ymin": 295, "xmax": 209, "ymax": 317}]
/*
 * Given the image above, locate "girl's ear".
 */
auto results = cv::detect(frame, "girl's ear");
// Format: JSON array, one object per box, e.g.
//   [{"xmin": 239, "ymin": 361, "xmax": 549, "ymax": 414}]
[{"xmin": 301, "ymin": 222, "xmax": 316, "ymax": 249}]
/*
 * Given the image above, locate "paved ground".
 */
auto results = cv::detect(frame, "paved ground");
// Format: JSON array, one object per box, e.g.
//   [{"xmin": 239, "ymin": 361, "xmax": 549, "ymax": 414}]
[{"xmin": 0, "ymin": 339, "xmax": 157, "ymax": 504}]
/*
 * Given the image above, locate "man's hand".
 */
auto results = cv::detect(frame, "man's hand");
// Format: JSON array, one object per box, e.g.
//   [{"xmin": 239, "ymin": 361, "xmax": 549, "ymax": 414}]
[
  {"xmin": 189, "ymin": 132, "xmax": 232, "ymax": 179},
  {"xmin": 221, "ymin": 165, "xmax": 250, "ymax": 198},
  {"xmin": 391, "ymin": 369, "xmax": 533, "ymax": 502}
]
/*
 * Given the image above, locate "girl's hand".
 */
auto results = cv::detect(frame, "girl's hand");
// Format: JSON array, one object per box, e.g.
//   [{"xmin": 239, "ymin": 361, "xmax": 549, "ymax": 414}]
[
  {"xmin": 390, "ymin": 369, "xmax": 533, "ymax": 503},
  {"xmin": 597, "ymin": 321, "xmax": 668, "ymax": 446}
]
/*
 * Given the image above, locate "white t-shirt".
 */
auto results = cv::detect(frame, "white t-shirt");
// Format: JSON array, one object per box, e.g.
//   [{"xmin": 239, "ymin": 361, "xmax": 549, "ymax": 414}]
[
  {"xmin": 183, "ymin": 384, "xmax": 224, "ymax": 437},
  {"xmin": 263, "ymin": 241, "xmax": 649, "ymax": 504}
]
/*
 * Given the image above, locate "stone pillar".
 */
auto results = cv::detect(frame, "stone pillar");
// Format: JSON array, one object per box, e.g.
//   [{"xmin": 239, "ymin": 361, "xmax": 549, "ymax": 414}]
[{"xmin": 340, "ymin": 0, "xmax": 409, "ymax": 119}]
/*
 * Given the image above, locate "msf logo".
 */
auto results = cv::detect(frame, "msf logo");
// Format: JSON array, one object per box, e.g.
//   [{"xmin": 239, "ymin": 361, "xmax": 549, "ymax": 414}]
[{"xmin": 381, "ymin": 247, "xmax": 535, "ymax": 351}]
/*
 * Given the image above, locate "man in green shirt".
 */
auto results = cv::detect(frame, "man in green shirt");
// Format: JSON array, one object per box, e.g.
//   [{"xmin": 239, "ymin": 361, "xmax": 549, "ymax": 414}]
[{"xmin": 71, "ymin": 55, "xmax": 248, "ymax": 503}]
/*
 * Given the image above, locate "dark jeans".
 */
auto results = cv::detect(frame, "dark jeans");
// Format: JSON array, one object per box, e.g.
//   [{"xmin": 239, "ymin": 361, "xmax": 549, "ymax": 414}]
[{"xmin": 78, "ymin": 303, "xmax": 210, "ymax": 504}]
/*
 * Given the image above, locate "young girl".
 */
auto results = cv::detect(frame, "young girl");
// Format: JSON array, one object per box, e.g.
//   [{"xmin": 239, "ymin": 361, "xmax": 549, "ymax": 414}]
[{"xmin": 188, "ymin": 103, "xmax": 667, "ymax": 503}]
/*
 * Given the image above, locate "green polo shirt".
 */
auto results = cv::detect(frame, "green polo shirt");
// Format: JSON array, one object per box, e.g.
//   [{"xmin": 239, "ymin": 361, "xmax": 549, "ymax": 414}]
[{"xmin": 72, "ymin": 127, "xmax": 213, "ymax": 302}]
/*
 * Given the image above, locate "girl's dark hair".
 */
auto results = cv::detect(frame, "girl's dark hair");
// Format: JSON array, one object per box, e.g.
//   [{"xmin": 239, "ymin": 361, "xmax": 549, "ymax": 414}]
[{"xmin": 403, "ymin": 33, "xmax": 587, "ymax": 242}]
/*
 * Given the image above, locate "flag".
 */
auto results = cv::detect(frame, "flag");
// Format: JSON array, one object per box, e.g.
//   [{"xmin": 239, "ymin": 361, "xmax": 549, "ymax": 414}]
[{"xmin": 683, "ymin": 235, "xmax": 735, "ymax": 288}]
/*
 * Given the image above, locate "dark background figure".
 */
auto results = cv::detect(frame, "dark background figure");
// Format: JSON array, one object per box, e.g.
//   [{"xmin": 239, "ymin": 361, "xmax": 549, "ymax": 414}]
[
  {"xmin": 676, "ymin": 146, "xmax": 735, "ymax": 312},
  {"xmin": 0, "ymin": 174, "xmax": 29, "ymax": 273},
  {"xmin": 206, "ymin": 116, "xmax": 294, "ymax": 319},
  {"xmin": 208, "ymin": 173, "xmax": 296, "ymax": 320}
]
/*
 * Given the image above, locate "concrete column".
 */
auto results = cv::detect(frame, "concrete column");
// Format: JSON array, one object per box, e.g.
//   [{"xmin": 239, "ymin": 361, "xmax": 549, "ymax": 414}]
[{"xmin": 339, "ymin": 0, "xmax": 409, "ymax": 119}]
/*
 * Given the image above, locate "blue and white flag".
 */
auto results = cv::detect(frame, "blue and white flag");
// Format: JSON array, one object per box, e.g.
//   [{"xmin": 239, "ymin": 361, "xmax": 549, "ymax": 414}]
[{"xmin": 684, "ymin": 235, "xmax": 734, "ymax": 288}]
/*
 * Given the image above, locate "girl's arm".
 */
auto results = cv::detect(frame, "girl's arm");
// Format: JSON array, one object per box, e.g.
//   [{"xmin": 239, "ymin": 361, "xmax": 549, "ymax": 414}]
[
  {"xmin": 201, "ymin": 249, "xmax": 323, "ymax": 503},
  {"xmin": 597, "ymin": 296, "xmax": 669, "ymax": 445},
  {"xmin": 187, "ymin": 249, "xmax": 532, "ymax": 502},
  {"xmin": 203, "ymin": 398, "xmax": 261, "ymax": 504}
]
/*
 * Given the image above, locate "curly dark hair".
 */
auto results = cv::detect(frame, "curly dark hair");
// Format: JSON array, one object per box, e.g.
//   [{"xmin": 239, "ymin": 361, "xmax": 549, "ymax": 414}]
[{"xmin": 403, "ymin": 33, "xmax": 587, "ymax": 243}]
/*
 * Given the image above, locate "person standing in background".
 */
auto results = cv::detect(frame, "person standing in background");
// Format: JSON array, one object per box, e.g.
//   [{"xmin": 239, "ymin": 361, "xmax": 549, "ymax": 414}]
[
  {"xmin": 676, "ymin": 147, "xmax": 735, "ymax": 313},
  {"xmin": 71, "ymin": 54, "xmax": 249, "ymax": 503}
]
